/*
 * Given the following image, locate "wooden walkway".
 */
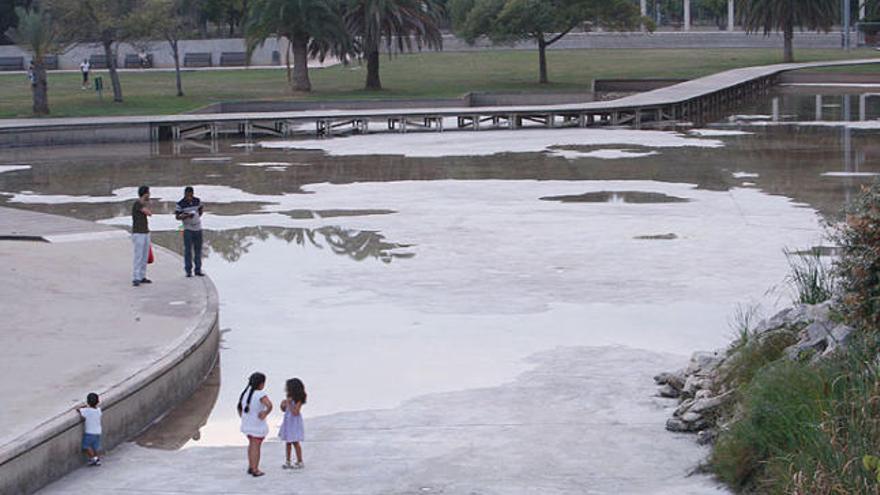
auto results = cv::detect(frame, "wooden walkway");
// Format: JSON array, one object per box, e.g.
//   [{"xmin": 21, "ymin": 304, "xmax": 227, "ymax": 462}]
[{"xmin": 1, "ymin": 58, "xmax": 878, "ymax": 144}]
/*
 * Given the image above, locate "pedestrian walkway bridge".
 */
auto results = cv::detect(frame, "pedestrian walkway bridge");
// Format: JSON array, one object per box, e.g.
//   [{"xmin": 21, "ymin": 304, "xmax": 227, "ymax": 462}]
[{"xmin": 0, "ymin": 58, "xmax": 878, "ymax": 146}]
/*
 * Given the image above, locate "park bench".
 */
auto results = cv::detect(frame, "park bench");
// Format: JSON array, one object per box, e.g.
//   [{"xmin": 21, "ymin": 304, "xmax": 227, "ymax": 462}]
[
  {"xmin": 43, "ymin": 55, "xmax": 59, "ymax": 70},
  {"xmin": 124, "ymin": 53, "xmax": 153, "ymax": 68},
  {"xmin": 88, "ymin": 54, "xmax": 111, "ymax": 69},
  {"xmin": 0, "ymin": 56, "xmax": 25, "ymax": 71},
  {"xmin": 184, "ymin": 52, "xmax": 212, "ymax": 68},
  {"xmin": 219, "ymin": 52, "xmax": 247, "ymax": 67}
]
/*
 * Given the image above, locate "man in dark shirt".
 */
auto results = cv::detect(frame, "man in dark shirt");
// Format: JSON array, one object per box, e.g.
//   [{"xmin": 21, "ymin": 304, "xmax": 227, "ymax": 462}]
[
  {"xmin": 132, "ymin": 185, "xmax": 152, "ymax": 287},
  {"xmin": 175, "ymin": 186, "xmax": 205, "ymax": 277}
]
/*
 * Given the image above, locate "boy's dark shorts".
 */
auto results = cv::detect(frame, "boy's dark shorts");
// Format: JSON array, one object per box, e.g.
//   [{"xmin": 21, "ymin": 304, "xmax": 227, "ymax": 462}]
[{"xmin": 82, "ymin": 433, "xmax": 101, "ymax": 451}]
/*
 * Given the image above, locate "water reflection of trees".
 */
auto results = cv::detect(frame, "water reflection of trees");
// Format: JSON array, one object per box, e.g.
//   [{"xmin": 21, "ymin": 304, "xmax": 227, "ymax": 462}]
[{"xmin": 202, "ymin": 226, "xmax": 415, "ymax": 263}]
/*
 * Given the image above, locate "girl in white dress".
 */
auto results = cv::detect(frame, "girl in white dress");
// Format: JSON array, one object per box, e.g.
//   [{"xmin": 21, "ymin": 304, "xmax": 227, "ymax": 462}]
[
  {"xmin": 279, "ymin": 378, "xmax": 307, "ymax": 469},
  {"xmin": 238, "ymin": 372, "xmax": 273, "ymax": 477}
]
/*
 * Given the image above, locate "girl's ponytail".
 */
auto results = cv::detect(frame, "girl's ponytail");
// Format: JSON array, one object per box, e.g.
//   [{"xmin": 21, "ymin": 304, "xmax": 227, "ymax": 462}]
[{"xmin": 239, "ymin": 372, "xmax": 266, "ymax": 414}]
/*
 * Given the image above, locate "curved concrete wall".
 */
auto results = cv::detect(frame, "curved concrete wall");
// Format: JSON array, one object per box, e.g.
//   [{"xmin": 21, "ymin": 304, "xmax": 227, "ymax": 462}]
[{"xmin": 0, "ymin": 245, "xmax": 220, "ymax": 495}]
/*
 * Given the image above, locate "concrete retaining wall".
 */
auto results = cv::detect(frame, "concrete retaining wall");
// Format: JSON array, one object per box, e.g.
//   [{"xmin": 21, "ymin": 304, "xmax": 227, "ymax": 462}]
[
  {"xmin": 0, "ymin": 249, "xmax": 220, "ymax": 495},
  {"xmin": 0, "ymin": 31, "xmax": 847, "ymax": 70},
  {"xmin": 0, "ymin": 124, "xmax": 153, "ymax": 147},
  {"xmin": 193, "ymin": 91, "xmax": 595, "ymax": 114}
]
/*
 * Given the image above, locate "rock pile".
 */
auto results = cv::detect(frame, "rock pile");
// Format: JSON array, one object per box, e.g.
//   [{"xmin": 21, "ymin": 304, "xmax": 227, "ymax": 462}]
[{"xmin": 655, "ymin": 301, "xmax": 855, "ymax": 444}]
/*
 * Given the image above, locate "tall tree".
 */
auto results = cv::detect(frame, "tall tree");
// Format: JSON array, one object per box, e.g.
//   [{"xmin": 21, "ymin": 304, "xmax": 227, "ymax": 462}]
[
  {"xmin": 345, "ymin": 0, "xmax": 445, "ymax": 91},
  {"xmin": 6, "ymin": 6, "xmax": 59, "ymax": 115},
  {"xmin": 129, "ymin": 0, "xmax": 197, "ymax": 97},
  {"xmin": 736, "ymin": 0, "xmax": 837, "ymax": 63},
  {"xmin": 1, "ymin": 0, "xmax": 35, "ymax": 44},
  {"xmin": 245, "ymin": 0, "xmax": 352, "ymax": 92},
  {"xmin": 48, "ymin": 0, "xmax": 136, "ymax": 103},
  {"xmin": 451, "ymin": 0, "xmax": 641, "ymax": 84}
]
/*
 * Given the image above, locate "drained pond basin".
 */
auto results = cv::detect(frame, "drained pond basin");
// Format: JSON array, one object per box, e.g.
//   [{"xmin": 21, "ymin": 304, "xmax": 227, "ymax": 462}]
[{"xmin": 2, "ymin": 89, "xmax": 879, "ymax": 494}]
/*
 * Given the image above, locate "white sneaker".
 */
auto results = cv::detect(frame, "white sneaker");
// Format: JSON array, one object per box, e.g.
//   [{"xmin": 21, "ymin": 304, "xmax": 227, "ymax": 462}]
[
  {"xmin": 293, "ymin": 462, "xmax": 304, "ymax": 469},
  {"xmin": 282, "ymin": 462, "xmax": 293, "ymax": 470}
]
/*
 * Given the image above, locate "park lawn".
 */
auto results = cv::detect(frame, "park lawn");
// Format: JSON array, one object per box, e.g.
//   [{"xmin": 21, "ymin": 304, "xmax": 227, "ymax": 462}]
[{"xmin": 1, "ymin": 48, "xmax": 879, "ymax": 118}]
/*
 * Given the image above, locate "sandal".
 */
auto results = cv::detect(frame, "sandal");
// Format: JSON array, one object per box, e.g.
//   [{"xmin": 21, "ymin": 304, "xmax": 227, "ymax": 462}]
[{"xmin": 251, "ymin": 470, "xmax": 265, "ymax": 477}]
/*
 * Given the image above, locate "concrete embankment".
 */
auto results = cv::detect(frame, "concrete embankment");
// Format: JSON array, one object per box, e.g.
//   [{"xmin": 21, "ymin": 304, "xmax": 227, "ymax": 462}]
[{"xmin": 0, "ymin": 207, "xmax": 220, "ymax": 495}]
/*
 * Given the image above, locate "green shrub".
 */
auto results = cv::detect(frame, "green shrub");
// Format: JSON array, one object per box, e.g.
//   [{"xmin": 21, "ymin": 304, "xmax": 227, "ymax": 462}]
[
  {"xmin": 784, "ymin": 248, "xmax": 835, "ymax": 305},
  {"xmin": 711, "ymin": 333, "xmax": 880, "ymax": 493},
  {"xmin": 834, "ymin": 180, "xmax": 880, "ymax": 333}
]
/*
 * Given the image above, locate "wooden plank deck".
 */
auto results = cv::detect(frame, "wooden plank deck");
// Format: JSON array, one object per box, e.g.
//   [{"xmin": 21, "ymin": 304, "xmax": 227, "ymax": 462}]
[{"xmin": 0, "ymin": 58, "xmax": 878, "ymax": 142}]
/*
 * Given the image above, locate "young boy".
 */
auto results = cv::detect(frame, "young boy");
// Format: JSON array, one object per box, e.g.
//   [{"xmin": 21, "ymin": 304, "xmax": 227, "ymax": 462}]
[{"xmin": 78, "ymin": 393, "xmax": 102, "ymax": 466}]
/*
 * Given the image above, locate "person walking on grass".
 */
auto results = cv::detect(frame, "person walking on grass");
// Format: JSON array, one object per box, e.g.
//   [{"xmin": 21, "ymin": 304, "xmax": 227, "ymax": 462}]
[
  {"xmin": 238, "ymin": 372, "xmax": 272, "ymax": 477},
  {"xmin": 78, "ymin": 393, "xmax": 102, "ymax": 466},
  {"xmin": 80, "ymin": 59, "xmax": 90, "ymax": 90},
  {"xmin": 175, "ymin": 186, "xmax": 204, "ymax": 277},
  {"xmin": 279, "ymin": 378, "xmax": 307, "ymax": 470},
  {"xmin": 132, "ymin": 185, "xmax": 152, "ymax": 287}
]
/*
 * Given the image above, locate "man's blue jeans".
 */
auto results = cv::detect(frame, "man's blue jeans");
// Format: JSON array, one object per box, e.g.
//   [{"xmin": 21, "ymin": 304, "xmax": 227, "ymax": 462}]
[{"xmin": 183, "ymin": 229, "xmax": 203, "ymax": 275}]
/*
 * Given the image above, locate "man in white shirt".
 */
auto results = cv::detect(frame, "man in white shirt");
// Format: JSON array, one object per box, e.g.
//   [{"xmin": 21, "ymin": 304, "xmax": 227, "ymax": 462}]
[
  {"xmin": 80, "ymin": 59, "xmax": 90, "ymax": 90},
  {"xmin": 78, "ymin": 392, "xmax": 103, "ymax": 466}
]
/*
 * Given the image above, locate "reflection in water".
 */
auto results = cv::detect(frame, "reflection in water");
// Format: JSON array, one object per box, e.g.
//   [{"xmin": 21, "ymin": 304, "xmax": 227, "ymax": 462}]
[
  {"xmin": 154, "ymin": 226, "xmax": 415, "ymax": 264},
  {"xmin": 136, "ymin": 361, "xmax": 220, "ymax": 450},
  {"xmin": 540, "ymin": 191, "xmax": 690, "ymax": 204}
]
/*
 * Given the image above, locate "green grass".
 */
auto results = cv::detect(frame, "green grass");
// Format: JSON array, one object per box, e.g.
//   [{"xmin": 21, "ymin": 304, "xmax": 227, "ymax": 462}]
[
  {"xmin": 711, "ymin": 333, "xmax": 880, "ymax": 494},
  {"xmin": 2, "ymin": 48, "xmax": 880, "ymax": 118}
]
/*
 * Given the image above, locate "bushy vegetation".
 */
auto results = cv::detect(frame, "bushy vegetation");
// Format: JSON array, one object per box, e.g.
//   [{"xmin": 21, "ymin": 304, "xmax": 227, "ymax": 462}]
[
  {"xmin": 835, "ymin": 181, "xmax": 880, "ymax": 335},
  {"xmin": 785, "ymin": 248, "xmax": 835, "ymax": 305},
  {"xmin": 709, "ymin": 181, "xmax": 880, "ymax": 494}
]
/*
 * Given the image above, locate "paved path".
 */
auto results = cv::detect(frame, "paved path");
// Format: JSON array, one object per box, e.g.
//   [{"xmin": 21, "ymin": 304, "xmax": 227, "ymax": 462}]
[
  {"xmin": 39, "ymin": 347, "xmax": 726, "ymax": 495},
  {"xmin": 0, "ymin": 206, "xmax": 211, "ymax": 454}
]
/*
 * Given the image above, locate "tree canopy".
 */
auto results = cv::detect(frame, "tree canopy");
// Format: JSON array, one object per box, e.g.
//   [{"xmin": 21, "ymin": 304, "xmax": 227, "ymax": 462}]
[
  {"xmin": 451, "ymin": 0, "xmax": 641, "ymax": 83},
  {"xmin": 736, "ymin": 0, "xmax": 837, "ymax": 62},
  {"xmin": 345, "ymin": 0, "xmax": 445, "ymax": 90}
]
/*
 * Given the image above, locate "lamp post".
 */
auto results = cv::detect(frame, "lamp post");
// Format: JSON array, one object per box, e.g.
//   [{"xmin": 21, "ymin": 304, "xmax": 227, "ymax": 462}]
[
  {"xmin": 728, "ymin": 0, "xmax": 735, "ymax": 31},
  {"xmin": 843, "ymin": 0, "xmax": 852, "ymax": 50}
]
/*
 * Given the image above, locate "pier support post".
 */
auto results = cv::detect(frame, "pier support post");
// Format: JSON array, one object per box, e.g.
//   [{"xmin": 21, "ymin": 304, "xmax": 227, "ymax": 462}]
[
  {"xmin": 772, "ymin": 97, "xmax": 780, "ymax": 122},
  {"xmin": 860, "ymin": 94, "xmax": 867, "ymax": 121},
  {"xmin": 815, "ymin": 95, "xmax": 823, "ymax": 121}
]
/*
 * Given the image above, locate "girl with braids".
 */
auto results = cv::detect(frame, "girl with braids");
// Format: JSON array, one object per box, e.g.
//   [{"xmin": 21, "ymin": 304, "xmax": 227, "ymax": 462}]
[
  {"xmin": 237, "ymin": 372, "xmax": 273, "ymax": 477},
  {"xmin": 278, "ymin": 378, "xmax": 307, "ymax": 469}
]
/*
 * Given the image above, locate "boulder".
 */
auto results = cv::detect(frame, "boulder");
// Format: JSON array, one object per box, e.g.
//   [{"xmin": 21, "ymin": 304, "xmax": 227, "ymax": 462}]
[
  {"xmin": 785, "ymin": 319, "xmax": 843, "ymax": 360},
  {"xmin": 658, "ymin": 384, "xmax": 680, "ymax": 398},
  {"xmin": 822, "ymin": 324, "xmax": 855, "ymax": 357},
  {"xmin": 681, "ymin": 411, "xmax": 703, "ymax": 423},
  {"xmin": 674, "ymin": 398, "xmax": 695, "ymax": 417},
  {"xmin": 687, "ymin": 351, "xmax": 723, "ymax": 376},
  {"xmin": 690, "ymin": 391, "xmax": 733, "ymax": 414},
  {"xmin": 653, "ymin": 370, "xmax": 686, "ymax": 391}
]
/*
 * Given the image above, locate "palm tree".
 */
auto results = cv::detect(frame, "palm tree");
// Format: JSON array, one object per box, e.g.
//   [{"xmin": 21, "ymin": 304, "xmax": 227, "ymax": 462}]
[
  {"xmin": 345, "ymin": 0, "xmax": 444, "ymax": 90},
  {"xmin": 245, "ymin": 0, "xmax": 352, "ymax": 92},
  {"xmin": 737, "ymin": 0, "xmax": 837, "ymax": 63},
  {"xmin": 7, "ymin": 7, "xmax": 59, "ymax": 115}
]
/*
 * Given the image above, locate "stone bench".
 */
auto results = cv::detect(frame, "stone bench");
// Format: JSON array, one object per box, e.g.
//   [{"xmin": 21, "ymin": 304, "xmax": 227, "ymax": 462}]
[
  {"xmin": 43, "ymin": 55, "xmax": 58, "ymax": 70},
  {"xmin": 123, "ymin": 53, "xmax": 153, "ymax": 68},
  {"xmin": 0, "ymin": 56, "xmax": 24, "ymax": 71},
  {"xmin": 88, "ymin": 54, "xmax": 111, "ymax": 69},
  {"xmin": 184, "ymin": 52, "xmax": 212, "ymax": 68},
  {"xmin": 219, "ymin": 52, "xmax": 247, "ymax": 67}
]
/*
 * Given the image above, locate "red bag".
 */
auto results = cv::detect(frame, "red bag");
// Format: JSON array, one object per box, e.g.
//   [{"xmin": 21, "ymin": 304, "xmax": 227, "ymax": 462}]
[{"xmin": 147, "ymin": 244, "xmax": 155, "ymax": 264}]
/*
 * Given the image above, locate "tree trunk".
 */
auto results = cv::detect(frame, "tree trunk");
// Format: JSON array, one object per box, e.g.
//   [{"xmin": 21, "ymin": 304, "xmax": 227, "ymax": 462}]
[
  {"xmin": 102, "ymin": 39, "xmax": 123, "ymax": 103},
  {"xmin": 171, "ymin": 40, "xmax": 183, "ymax": 97},
  {"xmin": 32, "ymin": 60, "xmax": 49, "ymax": 115},
  {"xmin": 365, "ymin": 49, "xmax": 381, "ymax": 90},
  {"xmin": 538, "ymin": 37, "xmax": 549, "ymax": 84},
  {"xmin": 291, "ymin": 36, "xmax": 311, "ymax": 92},
  {"xmin": 783, "ymin": 21, "xmax": 794, "ymax": 63}
]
